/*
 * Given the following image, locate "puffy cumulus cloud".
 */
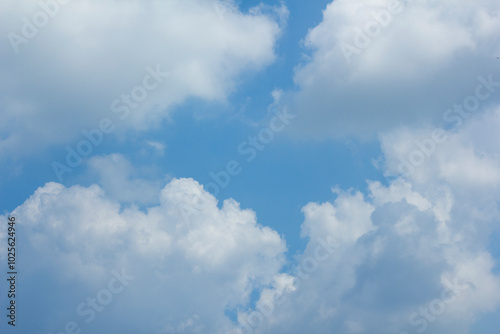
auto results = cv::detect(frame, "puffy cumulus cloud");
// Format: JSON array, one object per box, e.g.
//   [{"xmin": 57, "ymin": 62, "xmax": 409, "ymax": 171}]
[
  {"xmin": 283, "ymin": 0, "xmax": 500, "ymax": 139},
  {"xmin": 0, "ymin": 0, "xmax": 285, "ymax": 156},
  {"xmin": 380, "ymin": 107, "xmax": 500, "ymax": 196},
  {"xmin": 235, "ymin": 111, "xmax": 500, "ymax": 333},
  {"xmin": 300, "ymin": 190, "xmax": 375, "ymax": 247},
  {"xmin": 0, "ymin": 177, "xmax": 286, "ymax": 333}
]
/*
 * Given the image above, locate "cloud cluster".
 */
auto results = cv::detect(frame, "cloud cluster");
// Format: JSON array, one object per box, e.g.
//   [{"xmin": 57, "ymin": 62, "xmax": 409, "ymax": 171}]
[
  {"xmin": 2, "ymin": 109, "xmax": 500, "ymax": 333},
  {"xmin": 1, "ymin": 1, "xmax": 499, "ymax": 332}
]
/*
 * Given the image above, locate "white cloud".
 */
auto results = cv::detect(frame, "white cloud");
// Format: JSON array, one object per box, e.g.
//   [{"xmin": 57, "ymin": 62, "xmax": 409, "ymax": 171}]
[
  {"xmin": 380, "ymin": 107, "xmax": 500, "ymax": 194},
  {"xmin": 283, "ymin": 0, "xmax": 500, "ymax": 139},
  {"xmin": 145, "ymin": 140, "xmax": 167, "ymax": 156},
  {"xmin": 1, "ymin": 177, "xmax": 286, "ymax": 333},
  {"xmin": 300, "ymin": 190, "xmax": 375, "ymax": 246},
  {"xmin": 236, "ymin": 110, "xmax": 500, "ymax": 334},
  {"xmin": 0, "ymin": 0, "xmax": 285, "ymax": 157}
]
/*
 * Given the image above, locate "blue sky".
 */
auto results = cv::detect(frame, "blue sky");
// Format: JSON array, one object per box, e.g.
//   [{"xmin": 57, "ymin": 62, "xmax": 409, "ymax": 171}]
[{"xmin": 1, "ymin": 0, "xmax": 500, "ymax": 333}]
